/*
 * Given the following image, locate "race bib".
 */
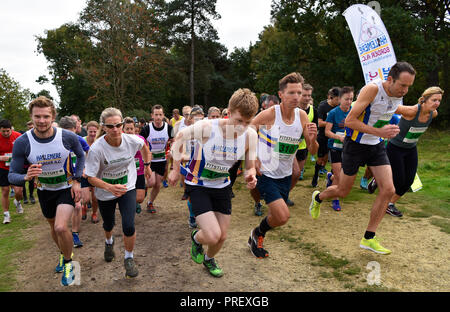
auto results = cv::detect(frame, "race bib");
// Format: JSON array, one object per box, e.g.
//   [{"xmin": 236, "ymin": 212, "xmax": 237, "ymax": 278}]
[
  {"xmin": 333, "ymin": 131, "xmax": 345, "ymax": 149},
  {"xmin": 276, "ymin": 135, "xmax": 300, "ymax": 159},
  {"xmin": 200, "ymin": 162, "xmax": 230, "ymax": 180},
  {"xmin": 135, "ymin": 157, "xmax": 141, "ymax": 169},
  {"xmin": 38, "ymin": 168, "xmax": 68, "ymax": 189},
  {"xmin": 152, "ymin": 150, "xmax": 166, "ymax": 160},
  {"xmin": 403, "ymin": 126, "xmax": 428, "ymax": 143},
  {"xmin": 373, "ymin": 113, "xmax": 393, "ymax": 128},
  {"xmin": 102, "ymin": 169, "xmax": 128, "ymax": 185},
  {"xmin": 4, "ymin": 153, "xmax": 12, "ymax": 167}
]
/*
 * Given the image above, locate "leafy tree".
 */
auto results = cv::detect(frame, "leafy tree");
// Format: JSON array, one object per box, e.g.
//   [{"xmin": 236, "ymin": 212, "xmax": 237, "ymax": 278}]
[{"xmin": 0, "ymin": 69, "xmax": 32, "ymax": 131}]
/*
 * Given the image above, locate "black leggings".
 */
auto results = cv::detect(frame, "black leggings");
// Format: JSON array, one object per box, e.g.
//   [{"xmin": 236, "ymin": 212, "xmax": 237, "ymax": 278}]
[
  {"xmin": 98, "ymin": 189, "xmax": 136, "ymax": 237},
  {"xmin": 386, "ymin": 142, "xmax": 418, "ymax": 197}
]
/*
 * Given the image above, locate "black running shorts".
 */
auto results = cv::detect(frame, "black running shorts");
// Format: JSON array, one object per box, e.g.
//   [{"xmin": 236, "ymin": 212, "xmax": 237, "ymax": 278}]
[
  {"xmin": 185, "ymin": 184, "xmax": 232, "ymax": 217},
  {"xmin": 150, "ymin": 161, "xmax": 166, "ymax": 177},
  {"xmin": 37, "ymin": 187, "xmax": 75, "ymax": 219},
  {"xmin": 341, "ymin": 137, "xmax": 390, "ymax": 176}
]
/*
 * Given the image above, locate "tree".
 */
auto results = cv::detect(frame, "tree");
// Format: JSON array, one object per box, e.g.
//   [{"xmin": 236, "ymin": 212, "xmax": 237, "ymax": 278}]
[
  {"xmin": 165, "ymin": 0, "xmax": 221, "ymax": 106},
  {"xmin": 0, "ymin": 69, "xmax": 32, "ymax": 131}
]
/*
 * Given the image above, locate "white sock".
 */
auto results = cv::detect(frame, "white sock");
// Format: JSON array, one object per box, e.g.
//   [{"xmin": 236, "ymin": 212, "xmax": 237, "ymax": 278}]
[
  {"xmin": 204, "ymin": 254, "xmax": 212, "ymax": 261},
  {"xmin": 105, "ymin": 236, "xmax": 114, "ymax": 245},
  {"xmin": 4, "ymin": 211, "xmax": 10, "ymax": 217},
  {"xmin": 388, "ymin": 202, "xmax": 394, "ymax": 206},
  {"xmin": 193, "ymin": 233, "xmax": 200, "ymax": 245},
  {"xmin": 125, "ymin": 250, "xmax": 133, "ymax": 259}
]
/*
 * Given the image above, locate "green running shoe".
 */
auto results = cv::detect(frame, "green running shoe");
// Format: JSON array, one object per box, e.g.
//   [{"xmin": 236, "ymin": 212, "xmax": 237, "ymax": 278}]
[
  {"xmin": 124, "ymin": 258, "xmax": 139, "ymax": 278},
  {"xmin": 360, "ymin": 236, "xmax": 391, "ymax": 255},
  {"xmin": 203, "ymin": 258, "xmax": 223, "ymax": 278},
  {"xmin": 309, "ymin": 190, "xmax": 321, "ymax": 219},
  {"xmin": 190, "ymin": 230, "xmax": 204, "ymax": 264}
]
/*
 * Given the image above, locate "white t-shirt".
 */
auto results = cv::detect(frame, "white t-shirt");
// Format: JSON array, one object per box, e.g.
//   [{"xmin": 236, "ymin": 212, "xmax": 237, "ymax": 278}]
[{"xmin": 85, "ymin": 133, "xmax": 145, "ymax": 201}]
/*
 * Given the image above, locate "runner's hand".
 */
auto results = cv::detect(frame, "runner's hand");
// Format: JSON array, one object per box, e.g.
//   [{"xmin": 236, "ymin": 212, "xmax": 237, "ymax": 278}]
[
  {"xmin": 144, "ymin": 166, "xmax": 152, "ymax": 181},
  {"xmin": 168, "ymin": 170, "xmax": 180, "ymax": 187},
  {"xmin": 306, "ymin": 122, "xmax": 317, "ymax": 140},
  {"xmin": 378, "ymin": 124, "xmax": 400, "ymax": 139},
  {"xmin": 244, "ymin": 169, "xmax": 257, "ymax": 189},
  {"xmin": 25, "ymin": 164, "xmax": 42, "ymax": 181},
  {"xmin": 107, "ymin": 184, "xmax": 128, "ymax": 197},
  {"xmin": 71, "ymin": 180, "xmax": 81, "ymax": 202}
]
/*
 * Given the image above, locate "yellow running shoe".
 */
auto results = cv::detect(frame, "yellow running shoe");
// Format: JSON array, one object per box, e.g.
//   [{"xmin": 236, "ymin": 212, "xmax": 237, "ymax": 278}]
[
  {"xmin": 309, "ymin": 190, "xmax": 321, "ymax": 219},
  {"xmin": 359, "ymin": 236, "xmax": 391, "ymax": 255}
]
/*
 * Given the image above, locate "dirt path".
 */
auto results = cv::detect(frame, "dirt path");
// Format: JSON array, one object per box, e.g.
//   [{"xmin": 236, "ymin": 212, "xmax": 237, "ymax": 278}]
[{"xmin": 12, "ymin": 176, "xmax": 450, "ymax": 292}]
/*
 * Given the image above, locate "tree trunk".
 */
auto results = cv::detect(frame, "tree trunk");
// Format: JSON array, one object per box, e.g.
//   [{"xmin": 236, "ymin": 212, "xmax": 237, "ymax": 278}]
[{"xmin": 190, "ymin": 0, "xmax": 195, "ymax": 107}]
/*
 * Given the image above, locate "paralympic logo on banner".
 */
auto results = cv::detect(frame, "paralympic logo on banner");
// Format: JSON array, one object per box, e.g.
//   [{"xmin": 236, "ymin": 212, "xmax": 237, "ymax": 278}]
[{"xmin": 343, "ymin": 4, "xmax": 397, "ymax": 84}]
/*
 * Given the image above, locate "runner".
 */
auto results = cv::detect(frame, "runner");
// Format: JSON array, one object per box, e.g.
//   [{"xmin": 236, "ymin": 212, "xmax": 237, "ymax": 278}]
[
  {"xmin": 81, "ymin": 121, "xmax": 100, "ymax": 223},
  {"xmin": 169, "ymin": 88, "xmax": 258, "ymax": 277},
  {"xmin": 293, "ymin": 83, "xmax": 318, "ymax": 182},
  {"xmin": 84, "ymin": 108, "xmax": 151, "ymax": 278},
  {"xmin": 207, "ymin": 107, "xmax": 221, "ymax": 119},
  {"xmin": 123, "ymin": 117, "xmax": 149, "ymax": 214},
  {"xmin": 139, "ymin": 105, "xmax": 173, "ymax": 213},
  {"xmin": 309, "ymin": 62, "xmax": 416, "ymax": 255},
  {"xmin": 385, "ymin": 86, "xmax": 443, "ymax": 217},
  {"xmin": 175, "ymin": 106, "xmax": 204, "ymax": 228},
  {"xmin": 8, "ymin": 96, "xmax": 85, "ymax": 286},
  {"xmin": 248, "ymin": 72, "xmax": 318, "ymax": 259},
  {"xmin": 324, "ymin": 86, "xmax": 354, "ymax": 211},
  {"xmin": 59, "ymin": 116, "xmax": 90, "ymax": 248},
  {"xmin": 312, "ymin": 87, "xmax": 341, "ymax": 187},
  {"xmin": 174, "ymin": 105, "xmax": 193, "ymax": 200},
  {"xmin": 22, "ymin": 121, "xmax": 36, "ymax": 205},
  {"xmin": 0, "ymin": 119, "xmax": 24, "ymax": 224}
]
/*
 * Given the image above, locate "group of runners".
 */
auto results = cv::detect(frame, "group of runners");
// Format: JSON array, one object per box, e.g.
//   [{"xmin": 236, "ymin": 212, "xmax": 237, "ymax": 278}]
[{"xmin": 0, "ymin": 61, "xmax": 444, "ymax": 286}]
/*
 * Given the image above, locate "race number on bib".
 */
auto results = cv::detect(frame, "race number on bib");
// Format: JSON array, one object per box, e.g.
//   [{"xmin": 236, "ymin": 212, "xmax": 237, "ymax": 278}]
[
  {"xmin": 200, "ymin": 162, "xmax": 230, "ymax": 180},
  {"xmin": 333, "ymin": 131, "xmax": 345, "ymax": 149},
  {"xmin": 276, "ymin": 135, "xmax": 300, "ymax": 159},
  {"xmin": 4, "ymin": 153, "xmax": 12, "ymax": 167},
  {"xmin": 38, "ymin": 169, "xmax": 68, "ymax": 189},
  {"xmin": 102, "ymin": 170, "xmax": 128, "ymax": 185},
  {"xmin": 403, "ymin": 126, "xmax": 428, "ymax": 143},
  {"xmin": 152, "ymin": 150, "xmax": 166, "ymax": 160}
]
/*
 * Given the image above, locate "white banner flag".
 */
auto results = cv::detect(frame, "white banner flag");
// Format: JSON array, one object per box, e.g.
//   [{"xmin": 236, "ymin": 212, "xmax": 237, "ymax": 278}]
[{"xmin": 343, "ymin": 4, "xmax": 397, "ymax": 84}]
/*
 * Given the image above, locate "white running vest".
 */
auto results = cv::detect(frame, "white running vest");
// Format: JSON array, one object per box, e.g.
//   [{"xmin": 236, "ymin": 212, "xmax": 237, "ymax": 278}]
[
  {"xmin": 346, "ymin": 79, "xmax": 402, "ymax": 145},
  {"xmin": 26, "ymin": 128, "xmax": 72, "ymax": 191},
  {"xmin": 258, "ymin": 105, "xmax": 303, "ymax": 179},
  {"xmin": 183, "ymin": 119, "xmax": 246, "ymax": 188},
  {"xmin": 147, "ymin": 122, "xmax": 169, "ymax": 162}
]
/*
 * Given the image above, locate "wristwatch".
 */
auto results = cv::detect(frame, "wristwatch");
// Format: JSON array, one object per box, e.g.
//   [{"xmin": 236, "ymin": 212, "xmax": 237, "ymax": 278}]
[
  {"xmin": 144, "ymin": 162, "xmax": 151, "ymax": 166},
  {"xmin": 73, "ymin": 177, "xmax": 82, "ymax": 183}
]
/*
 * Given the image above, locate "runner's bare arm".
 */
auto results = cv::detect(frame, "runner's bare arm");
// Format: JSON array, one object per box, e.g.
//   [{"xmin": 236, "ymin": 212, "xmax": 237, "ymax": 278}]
[
  {"xmin": 325, "ymin": 122, "xmax": 344, "ymax": 142},
  {"xmin": 395, "ymin": 104, "xmax": 418, "ymax": 120},
  {"xmin": 244, "ymin": 127, "xmax": 258, "ymax": 189},
  {"xmin": 345, "ymin": 83, "xmax": 399, "ymax": 138}
]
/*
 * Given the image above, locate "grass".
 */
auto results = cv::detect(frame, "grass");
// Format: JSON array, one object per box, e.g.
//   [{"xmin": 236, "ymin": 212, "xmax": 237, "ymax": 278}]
[{"xmin": 0, "ymin": 198, "xmax": 37, "ymax": 291}]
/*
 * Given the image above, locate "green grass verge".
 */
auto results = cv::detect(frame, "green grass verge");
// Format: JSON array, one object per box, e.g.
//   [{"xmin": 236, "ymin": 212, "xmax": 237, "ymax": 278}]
[{"xmin": 0, "ymin": 199, "xmax": 37, "ymax": 291}]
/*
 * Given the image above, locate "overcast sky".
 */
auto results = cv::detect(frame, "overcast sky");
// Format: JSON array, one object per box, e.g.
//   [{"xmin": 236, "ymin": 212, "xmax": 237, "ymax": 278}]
[{"xmin": 0, "ymin": 0, "xmax": 272, "ymax": 103}]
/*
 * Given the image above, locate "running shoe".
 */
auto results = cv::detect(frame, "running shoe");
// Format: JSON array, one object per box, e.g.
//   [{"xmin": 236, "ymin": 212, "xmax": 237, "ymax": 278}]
[
  {"xmin": 359, "ymin": 236, "xmax": 391, "ymax": 255},
  {"xmin": 285, "ymin": 198, "xmax": 294, "ymax": 206},
  {"xmin": 367, "ymin": 178, "xmax": 377, "ymax": 194},
  {"xmin": 332, "ymin": 199, "xmax": 341, "ymax": 211},
  {"xmin": 326, "ymin": 172, "xmax": 333, "ymax": 188},
  {"xmin": 30, "ymin": 196, "xmax": 36, "ymax": 204},
  {"xmin": 299, "ymin": 168, "xmax": 304, "ymax": 180},
  {"xmin": 124, "ymin": 258, "xmax": 139, "ymax": 278},
  {"xmin": 386, "ymin": 204, "xmax": 403, "ymax": 217},
  {"xmin": 311, "ymin": 173, "xmax": 319, "ymax": 187},
  {"xmin": 14, "ymin": 199, "xmax": 23, "ymax": 214},
  {"xmin": 147, "ymin": 202, "xmax": 156, "ymax": 213},
  {"xmin": 162, "ymin": 180, "xmax": 169, "ymax": 188},
  {"xmin": 203, "ymin": 258, "xmax": 223, "ymax": 277},
  {"xmin": 254, "ymin": 202, "xmax": 263, "ymax": 216},
  {"xmin": 81, "ymin": 204, "xmax": 87, "ymax": 220},
  {"xmin": 23, "ymin": 197, "xmax": 28, "ymax": 204},
  {"xmin": 72, "ymin": 232, "xmax": 83, "ymax": 248},
  {"xmin": 3, "ymin": 213, "xmax": 10, "ymax": 224},
  {"xmin": 61, "ymin": 261, "xmax": 75, "ymax": 286},
  {"xmin": 189, "ymin": 216, "xmax": 197, "ymax": 229},
  {"xmin": 248, "ymin": 229, "xmax": 269, "ymax": 258},
  {"xmin": 360, "ymin": 177, "xmax": 369, "ymax": 190},
  {"xmin": 136, "ymin": 203, "xmax": 142, "ymax": 214},
  {"xmin": 190, "ymin": 230, "xmax": 204, "ymax": 264},
  {"xmin": 319, "ymin": 168, "xmax": 327, "ymax": 175},
  {"xmin": 55, "ymin": 252, "xmax": 73, "ymax": 273},
  {"xmin": 104, "ymin": 240, "xmax": 115, "ymax": 262},
  {"xmin": 91, "ymin": 213, "xmax": 99, "ymax": 223},
  {"xmin": 309, "ymin": 190, "xmax": 321, "ymax": 219}
]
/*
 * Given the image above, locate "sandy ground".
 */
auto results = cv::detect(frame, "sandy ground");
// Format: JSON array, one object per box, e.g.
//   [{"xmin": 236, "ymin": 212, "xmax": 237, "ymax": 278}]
[{"xmin": 11, "ymin": 174, "xmax": 450, "ymax": 292}]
